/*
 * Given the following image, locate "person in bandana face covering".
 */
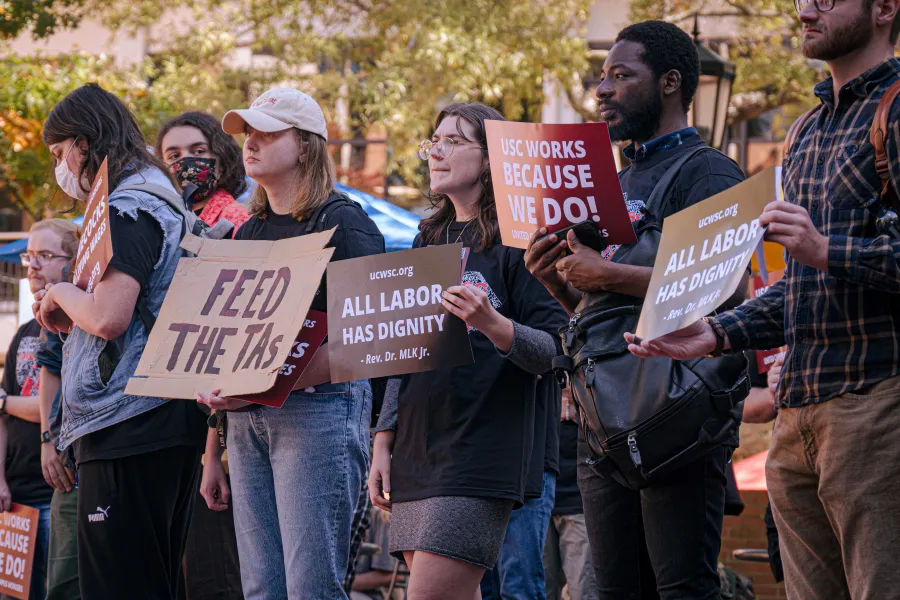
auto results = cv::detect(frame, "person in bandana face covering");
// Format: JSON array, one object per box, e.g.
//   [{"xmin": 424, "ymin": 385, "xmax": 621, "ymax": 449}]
[{"xmin": 155, "ymin": 112, "xmax": 251, "ymax": 237}]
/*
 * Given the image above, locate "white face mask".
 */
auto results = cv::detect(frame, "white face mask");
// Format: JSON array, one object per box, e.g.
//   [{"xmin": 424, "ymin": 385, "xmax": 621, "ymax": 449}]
[{"xmin": 55, "ymin": 140, "xmax": 89, "ymax": 201}]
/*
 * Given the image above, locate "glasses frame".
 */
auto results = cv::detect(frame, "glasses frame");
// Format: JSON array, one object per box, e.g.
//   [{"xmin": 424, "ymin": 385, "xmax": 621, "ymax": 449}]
[
  {"xmin": 794, "ymin": 0, "xmax": 835, "ymax": 13},
  {"xmin": 418, "ymin": 137, "xmax": 485, "ymax": 160},
  {"xmin": 20, "ymin": 252, "xmax": 72, "ymax": 267}
]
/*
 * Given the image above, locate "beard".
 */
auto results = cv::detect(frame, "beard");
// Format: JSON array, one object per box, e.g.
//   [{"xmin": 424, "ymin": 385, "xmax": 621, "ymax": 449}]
[
  {"xmin": 604, "ymin": 84, "xmax": 664, "ymax": 144},
  {"xmin": 802, "ymin": 7, "xmax": 874, "ymax": 61}
]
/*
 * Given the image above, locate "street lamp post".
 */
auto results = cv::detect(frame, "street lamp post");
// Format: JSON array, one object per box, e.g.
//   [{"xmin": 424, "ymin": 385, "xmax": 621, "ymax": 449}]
[{"xmin": 689, "ymin": 15, "xmax": 736, "ymax": 149}]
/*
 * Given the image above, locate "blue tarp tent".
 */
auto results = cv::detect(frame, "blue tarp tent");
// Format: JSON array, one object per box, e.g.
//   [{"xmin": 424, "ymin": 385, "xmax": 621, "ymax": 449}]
[{"xmin": 0, "ymin": 185, "xmax": 420, "ymax": 264}]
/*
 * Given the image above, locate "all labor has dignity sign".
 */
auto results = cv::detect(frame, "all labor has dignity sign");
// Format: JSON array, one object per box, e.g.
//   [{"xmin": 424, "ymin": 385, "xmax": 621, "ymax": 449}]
[
  {"xmin": 485, "ymin": 121, "xmax": 637, "ymax": 249},
  {"xmin": 635, "ymin": 167, "xmax": 780, "ymax": 341}
]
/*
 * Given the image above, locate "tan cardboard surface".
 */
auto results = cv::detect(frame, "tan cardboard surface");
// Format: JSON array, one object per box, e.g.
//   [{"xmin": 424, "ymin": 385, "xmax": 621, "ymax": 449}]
[{"xmin": 125, "ymin": 229, "xmax": 335, "ymax": 399}]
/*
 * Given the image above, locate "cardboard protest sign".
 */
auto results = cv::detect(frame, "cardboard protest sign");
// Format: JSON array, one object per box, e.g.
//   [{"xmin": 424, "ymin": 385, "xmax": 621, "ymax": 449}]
[
  {"xmin": 231, "ymin": 310, "xmax": 328, "ymax": 407},
  {"xmin": 327, "ymin": 244, "xmax": 473, "ymax": 382},
  {"xmin": 635, "ymin": 167, "xmax": 779, "ymax": 341},
  {"xmin": 485, "ymin": 120, "xmax": 637, "ymax": 249},
  {"xmin": 72, "ymin": 157, "xmax": 112, "ymax": 293},
  {"xmin": 0, "ymin": 504, "xmax": 39, "ymax": 600},
  {"xmin": 751, "ymin": 270, "xmax": 787, "ymax": 374},
  {"xmin": 125, "ymin": 230, "xmax": 335, "ymax": 399}
]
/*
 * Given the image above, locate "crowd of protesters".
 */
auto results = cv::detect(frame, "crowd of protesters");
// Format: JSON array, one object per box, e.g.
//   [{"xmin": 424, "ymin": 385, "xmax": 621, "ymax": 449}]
[{"xmin": 1, "ymin": 0, "xmax": 898, "ymax": 598}]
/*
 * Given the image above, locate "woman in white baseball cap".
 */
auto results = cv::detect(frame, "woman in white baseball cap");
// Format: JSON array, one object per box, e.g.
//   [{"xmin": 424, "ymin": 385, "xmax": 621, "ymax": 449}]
[{"xmin": 198, "ymin": 87, "xmax": 385, "ymax": 600}]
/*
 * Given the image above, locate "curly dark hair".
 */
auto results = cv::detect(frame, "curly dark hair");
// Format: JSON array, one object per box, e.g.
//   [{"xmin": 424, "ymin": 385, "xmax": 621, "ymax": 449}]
[
  {"xmin": 418, "ymin": 103, "xmax": 504, "ymax": 252},
  {"xmin": 616, "ymin": 20, "xmax": 700, "ymax": 113},
  {"xmin": 155, "ymin": 111, "xmax": 247, "ymax": 198},
  {"xmin": 43, "ymin": 83, "xmax": 172, "ymax": 194}
]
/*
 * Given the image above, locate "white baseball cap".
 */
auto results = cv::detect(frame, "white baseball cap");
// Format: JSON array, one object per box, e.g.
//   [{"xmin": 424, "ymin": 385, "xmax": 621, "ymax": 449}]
[{"xmin": 222, "ymin": 88, "xmax": 328, "ymax": 140}]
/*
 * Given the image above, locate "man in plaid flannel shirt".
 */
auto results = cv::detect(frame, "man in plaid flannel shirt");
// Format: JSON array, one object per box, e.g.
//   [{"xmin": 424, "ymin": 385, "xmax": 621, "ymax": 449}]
[{"xmin": 627, "ymin": 0, "xmax": 900, "ymax": 597}]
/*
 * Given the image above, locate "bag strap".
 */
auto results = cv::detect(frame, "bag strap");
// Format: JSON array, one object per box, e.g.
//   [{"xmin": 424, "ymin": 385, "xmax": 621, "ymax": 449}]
[
  {"xmin": 645, "ymin": 145, "xmax": 723, "ymax": 221},
  {"xmin": 304, "ymin": 192, "xmax": 363, "ymax": 234},
  {"xmin": 871, "ymin": 79, "xmax": 900, "ymax": 214},
  {"xmin": 783, "ymin": 105, "xmax": 822, "ymax": 159}
]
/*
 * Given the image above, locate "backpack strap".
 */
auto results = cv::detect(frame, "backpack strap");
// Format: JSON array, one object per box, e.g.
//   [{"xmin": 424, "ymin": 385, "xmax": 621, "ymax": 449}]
[
  {"xmin": 871, "ymin": 79, "xmax": 900, "ymax": 214},
  {"xmin": 783, "ymin": 105, "xmax": 822, "ymax": 159},
  {"xmin": 646, "ymin": 145, "xmax": 726, "ymax": 221},
  {"xmin": 303, "ymin": 192, "xmax": 365, "ymax": 234}
]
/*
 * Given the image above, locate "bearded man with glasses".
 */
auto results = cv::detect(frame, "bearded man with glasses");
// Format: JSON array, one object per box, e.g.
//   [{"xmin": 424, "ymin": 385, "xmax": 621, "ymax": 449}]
[{"xmin": 627, "ymin": 0, "xmax": 900, "ymax": 597}]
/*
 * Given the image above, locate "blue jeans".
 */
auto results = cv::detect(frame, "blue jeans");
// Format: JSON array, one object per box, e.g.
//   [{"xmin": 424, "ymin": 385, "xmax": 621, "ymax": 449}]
[
  {"xmin": 227, "ymin": 381, "xmax": 371, "ymax": 600},
  {"xmin": 0, "ymin": 502, "xmax": 50, "ymax": 600},
  {"xmin": 481, "ymin": 471, "xmax": 556, "ymax": 600}
]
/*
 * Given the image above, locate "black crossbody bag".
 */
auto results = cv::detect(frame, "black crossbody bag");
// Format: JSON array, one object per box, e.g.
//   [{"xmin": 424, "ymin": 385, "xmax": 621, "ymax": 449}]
[{"xmin": 553, "ymin": 147, "xmax": 750, "ymax": 490}]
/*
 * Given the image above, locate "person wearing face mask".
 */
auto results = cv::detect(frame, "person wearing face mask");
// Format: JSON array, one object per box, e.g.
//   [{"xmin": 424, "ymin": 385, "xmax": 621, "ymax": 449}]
[
  {"xmin": 197, "ymin": 88, "xmax": 385, "ymax": 600},
  {"xmin": 367, "ymin": 103, "xmax": 568, "ymax": 600},
  {"xmin": 155, "ymin": 111, "xmax": 251, "ymax": 237},
  {"xmin": 155, "ymin": 113, "xmax": 249, "ymax": 600},
  {"xmin": 0, "ymin": 220, "xmax": 78, "ymax": 600},
  {"xmin": 34, "ymin": 83, "xmax": 208, "ymax": 600}
]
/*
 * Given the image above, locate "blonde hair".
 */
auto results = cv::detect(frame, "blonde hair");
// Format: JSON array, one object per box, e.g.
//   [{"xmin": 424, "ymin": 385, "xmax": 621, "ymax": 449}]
[
  {"xmin": 249, "ymin": 129, "xmax": 336, "ymax": 221},
  {"xmin": 30, "ymin": 219, "xmax": 80, "ymax": 258}
]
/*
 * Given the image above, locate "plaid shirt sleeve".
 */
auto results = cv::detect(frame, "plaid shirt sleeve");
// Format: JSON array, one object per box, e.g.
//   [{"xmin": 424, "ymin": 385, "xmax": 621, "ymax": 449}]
[
  {"xmin": 826, "ymin": 115, "xmax": 900, "ymax": 293},
  {"xmin": 715, "ymin": 278, "xmax": 787, "ymax": 352}
]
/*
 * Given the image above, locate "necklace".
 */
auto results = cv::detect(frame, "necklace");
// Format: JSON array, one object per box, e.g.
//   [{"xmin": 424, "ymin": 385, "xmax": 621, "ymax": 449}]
[{"xmin": 446, "ymin": 220, "xmax": 473, "ymax": 245}]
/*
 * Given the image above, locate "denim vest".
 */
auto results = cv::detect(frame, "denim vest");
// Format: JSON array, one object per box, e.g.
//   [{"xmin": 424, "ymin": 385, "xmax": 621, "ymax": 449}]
[{"xmin": 58, "ymin": 166, "xmax": 184, "ymax": 451}]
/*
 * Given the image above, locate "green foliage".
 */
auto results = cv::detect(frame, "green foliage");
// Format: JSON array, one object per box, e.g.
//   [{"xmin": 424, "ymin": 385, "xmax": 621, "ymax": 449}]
[
  {"xmin": 629, "ymin": 0, "xmax": 821, "ymax": 126},
  {"xmin": 0, "ymin": 0, "xmax": 83, "ymax": 40},
  {"xmin": 1, "ymin": 0, "xmax": 592, "ymax": 216}
]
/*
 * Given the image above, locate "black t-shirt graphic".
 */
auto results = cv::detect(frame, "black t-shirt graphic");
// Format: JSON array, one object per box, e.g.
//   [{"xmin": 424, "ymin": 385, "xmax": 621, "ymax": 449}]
[
  {"xmin": 3, "ymin": 319, "xmax": 53, "ymax": 505},
  {"xmin": 391, "ymin": 223, "xmax": 568, "ymax": 505},
  {"xmin": 75, "ymin": 209, "xmax": 207, "ymax": 464}
]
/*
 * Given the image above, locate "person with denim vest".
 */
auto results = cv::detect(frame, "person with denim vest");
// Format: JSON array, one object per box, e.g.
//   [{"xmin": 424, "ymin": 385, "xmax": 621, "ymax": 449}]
[
  {"xmin": 34, "ymin": 83, "xmax": 207, "ymax": 600},
  {"xmin": 198, "ymin": 88, "xmax": 384, "ymax": 600}
]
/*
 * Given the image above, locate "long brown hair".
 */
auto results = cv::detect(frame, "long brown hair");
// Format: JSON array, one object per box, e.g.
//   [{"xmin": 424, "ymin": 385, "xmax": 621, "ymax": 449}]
[
  {"xmin": 248, "ymin": 129, "xmax": 335, "ymax": 221},
  {"xmin": 419, "ymin": 103, "xmax": 504, "ymax": 251},
  {"xmin": 42, "ymin": 83, "xmax": 173, "ymax": 193}
]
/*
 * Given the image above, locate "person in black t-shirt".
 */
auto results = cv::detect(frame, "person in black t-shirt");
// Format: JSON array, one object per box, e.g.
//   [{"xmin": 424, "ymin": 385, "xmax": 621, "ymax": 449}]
[
  {"xmin": 525, "ymin": 21, "xmax": 746, "ymax": 600},
  {"xmin": 0, "ymin": 220, "xmax": 76, "ymax": 600},
  {"xmin": 543, "ymin": 388, "xmax": 599, "ymax": 600},
  {"xmin": 368, "ymin": 103, "xmax": 567, "ymax": 600},
  {"xmin": 35, "ymin": 84, "xmax": 207, "ymax": 600},
  {"xmin": 199, "ymin": 87, "xmax": 385, "ymax": 600}
]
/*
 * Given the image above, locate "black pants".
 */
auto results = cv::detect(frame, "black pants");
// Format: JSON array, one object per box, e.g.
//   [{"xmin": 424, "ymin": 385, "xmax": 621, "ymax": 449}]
[
  {"xmin": 77, "ymin": 445, "xmax": 202, "ymax": 600},
  {"xmin": 178, "ymin": 475, "xmax": 244, "ymax": 600},
  {"xmin": 578, "ymin": 437, "xmax": 727, "ymax": 600}
]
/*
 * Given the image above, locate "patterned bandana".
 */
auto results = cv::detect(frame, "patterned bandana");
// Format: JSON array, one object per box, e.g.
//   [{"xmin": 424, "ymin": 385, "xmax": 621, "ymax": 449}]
[{"xmin": 170, "ymin": 156, "xmax": 219, "ymax": 204}]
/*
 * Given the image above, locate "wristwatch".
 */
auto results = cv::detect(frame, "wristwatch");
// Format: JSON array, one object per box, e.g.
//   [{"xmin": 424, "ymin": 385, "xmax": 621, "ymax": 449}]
[
  {"xmin": 0, "ymin": 390, "xmax": 7, "ymax": 416},
  {"xmin": 41, "ymin": 431, "xmax": 52, "ymax": 444},
  {"xmin": 701, "ymin": 317, "xmax": 727, "ymax": 358}
]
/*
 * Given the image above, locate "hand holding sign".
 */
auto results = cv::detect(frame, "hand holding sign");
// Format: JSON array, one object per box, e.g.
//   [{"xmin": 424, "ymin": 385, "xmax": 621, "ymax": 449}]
[{"xmin": 760, "ymin": 201, "xmax": 828, "ymax": 271}]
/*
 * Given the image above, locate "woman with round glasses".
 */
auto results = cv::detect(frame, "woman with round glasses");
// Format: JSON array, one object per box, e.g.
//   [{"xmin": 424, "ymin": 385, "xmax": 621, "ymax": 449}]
[{"xmin": 368, "ymin": 103, "xmax": 567, "ymax": 599}]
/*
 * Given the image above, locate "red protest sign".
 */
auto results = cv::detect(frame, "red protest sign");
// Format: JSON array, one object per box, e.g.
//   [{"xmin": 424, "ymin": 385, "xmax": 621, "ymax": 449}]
[
  {"xmin": 0, "ymin": 504, "xmax": 39, "ymax": 600},
  {"xmin": 72, "ymin": 157, "xmax": 113, "ymax": 293},
  {"xmin": 485, "ymin": 121, "xmax": 637, "ymax": 249},
  {"xmin": 751, "ymin": 270, "xmax": 786, "ymax": 374},
  {"xmin": 232, "ymin": 310, "xmax": 328, "ymax": 407}
]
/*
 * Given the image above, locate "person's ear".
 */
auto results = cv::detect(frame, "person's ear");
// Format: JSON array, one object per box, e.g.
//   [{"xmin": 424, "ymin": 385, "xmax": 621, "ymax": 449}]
[
  {"xmin": 661, "ymin": 69, "xmax": 682, "ymax": 98},
  {"xmin": 76, "ymin": 138, "xmax": 89, "ymax": 154},
  {"xmin": 297, "ymin": 140, "xmax": 308, "ymax": 164}
]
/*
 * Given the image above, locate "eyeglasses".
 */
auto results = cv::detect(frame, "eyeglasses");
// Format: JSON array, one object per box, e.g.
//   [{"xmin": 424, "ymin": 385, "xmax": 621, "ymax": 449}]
[
  {"xmin": 794, "ymin": 0, "xmax": 835, "ymax": 13},
  {"xmin": 20, "ymin": 252, "xmax": 71, "ymax": 267},
  {"xmin": 418, "ymin": 137, "xmax": 484, "ymax": 160}
]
